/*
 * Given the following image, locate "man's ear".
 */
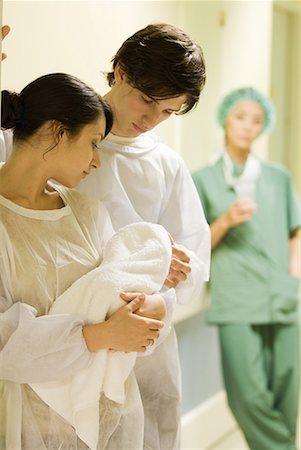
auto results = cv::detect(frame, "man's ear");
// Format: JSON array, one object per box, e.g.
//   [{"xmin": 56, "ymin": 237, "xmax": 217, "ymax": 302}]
[{"xmin": 114, "ymin": 63, "xmax": 126, "ymax": 85}]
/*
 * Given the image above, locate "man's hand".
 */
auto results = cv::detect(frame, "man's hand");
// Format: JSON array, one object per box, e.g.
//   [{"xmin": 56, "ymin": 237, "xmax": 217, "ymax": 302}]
[
  {"xmin": 1, "ymin": 25, "xmax": 10, "ymax": 61},
  {"xmin": 164, "ymin": 242, "xmax": 191, "ymax": 289}
]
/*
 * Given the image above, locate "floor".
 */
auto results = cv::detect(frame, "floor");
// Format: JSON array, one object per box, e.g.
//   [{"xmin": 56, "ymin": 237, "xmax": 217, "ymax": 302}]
[
  {"xmin": 210, "ymin": 410, "xmax": 301, "ymax": 450},
  {"xmin": 210, "ymin": 428, "xmax": 248, "ymax": 450}
]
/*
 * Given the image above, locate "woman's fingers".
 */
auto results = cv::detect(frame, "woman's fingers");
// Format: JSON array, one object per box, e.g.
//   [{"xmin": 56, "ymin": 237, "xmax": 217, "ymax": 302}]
[{"xmin": 120, "ymin": 292, "xmax": 143, "ymax": 302}]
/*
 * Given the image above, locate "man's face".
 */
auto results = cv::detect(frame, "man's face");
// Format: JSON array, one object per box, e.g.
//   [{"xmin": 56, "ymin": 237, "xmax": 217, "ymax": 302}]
[{"xmin": 107, "ymin": 67, "xmax": 187, "ymax": 138}]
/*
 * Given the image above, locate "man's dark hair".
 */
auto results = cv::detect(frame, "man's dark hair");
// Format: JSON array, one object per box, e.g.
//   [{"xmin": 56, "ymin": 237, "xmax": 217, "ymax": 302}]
[{"xmin": 106, "ymin": 23, "xmax": 206, "ymax": 114}]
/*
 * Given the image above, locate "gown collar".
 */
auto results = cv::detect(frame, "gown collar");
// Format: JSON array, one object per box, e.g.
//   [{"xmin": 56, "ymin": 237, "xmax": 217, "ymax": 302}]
[{"xmin": 101, "ymin": 131, "xmax": 160, "ymax": 156}]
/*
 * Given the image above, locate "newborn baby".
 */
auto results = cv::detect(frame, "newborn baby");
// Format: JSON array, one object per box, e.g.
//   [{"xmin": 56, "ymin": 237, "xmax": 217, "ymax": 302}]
[{"xmin": 30, "ymin": 222, "xmax": 172, "ymax": 449}]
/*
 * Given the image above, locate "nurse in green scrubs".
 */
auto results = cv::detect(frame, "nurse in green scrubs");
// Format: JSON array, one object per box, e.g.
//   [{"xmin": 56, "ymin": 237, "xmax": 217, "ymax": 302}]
[{"xmin": 193, "ymin": 87, "xmax": 301, "ymax": 450}]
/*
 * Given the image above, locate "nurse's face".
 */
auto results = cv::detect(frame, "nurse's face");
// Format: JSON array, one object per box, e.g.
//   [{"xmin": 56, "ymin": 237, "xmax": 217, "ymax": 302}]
[
  {"xmin": 225, "ymin": 101, "xmax": 264, "ymax": 151},
  {"xmin": 107, "ymin": 66, "xmax": 187, "ymax": 137}
]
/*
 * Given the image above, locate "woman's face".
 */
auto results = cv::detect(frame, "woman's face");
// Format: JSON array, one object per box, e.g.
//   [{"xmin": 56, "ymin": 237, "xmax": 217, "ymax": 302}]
[
  {"xmin": 225, "ymin": 100, "xmax": 264, "ymax": 151},
  {"xmin": 55, "ymin": 114, "xmax": 106, "ymax": 188}
]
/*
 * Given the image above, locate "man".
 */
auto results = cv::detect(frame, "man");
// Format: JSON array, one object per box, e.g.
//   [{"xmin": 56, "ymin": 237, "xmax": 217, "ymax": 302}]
[{"xmin": 79, "ymin": 23, "xmax": 210, "ymax": 450}]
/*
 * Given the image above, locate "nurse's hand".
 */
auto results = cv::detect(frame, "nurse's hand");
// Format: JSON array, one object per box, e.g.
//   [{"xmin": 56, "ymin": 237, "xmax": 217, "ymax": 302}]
[
  {"xmin": 83, "ymin": 295, "xmax": 164, "ymax": 353},
  {"xmin": 120, "ymin": 292, "xmax": 166, "ymax": 321},
  {"xmin": 164, "ymin": 242, "xmax": 191, "ymax": 288},
  {"xmin": 211, "ymin": 199, "xmax": 257, "ymax": 249},
  {"xmin": 1, "ymin": 25, "xmax": 10, "ymax": 61},
  {"xmin": 224, "ymin": 199, "xmax": 256, "ymax": 228}
]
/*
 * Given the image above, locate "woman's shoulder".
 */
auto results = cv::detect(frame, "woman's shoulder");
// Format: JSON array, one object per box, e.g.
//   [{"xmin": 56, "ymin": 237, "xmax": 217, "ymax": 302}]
[
  {"xmin": 50, "ymin": 183, "xmax": 108, "ymax": 216},
  {"xmin": 261, "ymin": 159, "xmax": 292, "ymax": 181}
]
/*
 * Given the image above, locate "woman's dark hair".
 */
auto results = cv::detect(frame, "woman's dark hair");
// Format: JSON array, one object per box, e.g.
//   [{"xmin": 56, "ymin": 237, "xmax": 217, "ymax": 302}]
[
  {"xmin": 106, "ymin": 23, "xmax": 206, "ymax": 114},
  {"xmin": 1, "ymin": 73, "xmax": 113, "ymax": 141}
]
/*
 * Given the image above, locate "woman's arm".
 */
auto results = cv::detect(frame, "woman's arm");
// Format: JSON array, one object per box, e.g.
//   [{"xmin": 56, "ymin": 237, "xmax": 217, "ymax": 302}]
[
  {"xmin": 83, "ymin": 295, "xmax": 164, "ymax": 352},
  {"xmin": 0, "ymin": 298, "xmax": 164, "ymax": 383},
  {"xmin": 0, "ymin": 301, "xmax": 93, "ymax": 383}
]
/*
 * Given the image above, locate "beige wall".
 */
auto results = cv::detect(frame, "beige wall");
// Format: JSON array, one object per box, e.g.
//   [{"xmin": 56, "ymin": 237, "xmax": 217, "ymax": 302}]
[
  {"xmin": 218, "ymin": 0, "xmax": 273, "ymax": 161},
  {"xmin": 270, "ymin": 1, "xmax": 301, "ymax": 194},
  {"xmin": 1, "ymin": 0, "xmax": 275, "ymax": 172}
]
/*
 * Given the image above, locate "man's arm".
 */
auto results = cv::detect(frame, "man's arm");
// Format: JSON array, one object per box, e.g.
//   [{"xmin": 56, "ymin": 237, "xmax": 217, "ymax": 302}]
[{"xmin": 159, "ymin": 158, "xmax": 211, "ymax": 304}]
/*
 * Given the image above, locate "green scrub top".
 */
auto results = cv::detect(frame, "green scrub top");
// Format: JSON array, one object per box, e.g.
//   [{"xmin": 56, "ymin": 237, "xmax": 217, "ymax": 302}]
[{"xmin": 193, "ymin": 157, "xmax": 301, "ymax": 324}]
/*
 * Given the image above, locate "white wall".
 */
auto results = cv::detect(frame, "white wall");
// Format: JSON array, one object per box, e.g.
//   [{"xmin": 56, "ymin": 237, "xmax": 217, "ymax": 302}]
[
  {"xmin": 270, "ymin": 1, "xmax": 301, "ymax": 195},
  {"xmin": 2, "ymin": 1, "xmax": 179, "ymax": 91},
  {"xmin": 176, "ymin": 1, "xmax": 223, "ymax": 172},
  {"xmin": 217, "ymin": 0, "xmax": 273, "ymax": 161},
  {"xmin": 1, "ymin": 0, "xmax": 274, "ymax": 170},
  {"xmin": 1, "ymin": 1, "xmax": 180, "ymax": 149}
]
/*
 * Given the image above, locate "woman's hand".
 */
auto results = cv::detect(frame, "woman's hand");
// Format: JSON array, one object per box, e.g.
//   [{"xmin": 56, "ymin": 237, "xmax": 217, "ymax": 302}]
[
  {"xmin": 120, "ymin": 292, "xmax": 166, "ymax": 320},
  {"xmin": 224, "ymin": 199, "xmax": 256, "ymax": 228},
  {"xmin": 82, "ymin": 295, "xmax": 164, "ymax": 353},
  {"xmin": 210, "ymin": 199, "xmax": 256, "ymax": 249}
]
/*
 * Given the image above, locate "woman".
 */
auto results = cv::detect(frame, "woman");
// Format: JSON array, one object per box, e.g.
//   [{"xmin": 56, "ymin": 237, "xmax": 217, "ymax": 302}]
[
  {"xmin": 0, "ymin": 73, "xmax": 165, "ymax": 449},
  {"xmin": 193, "ymin": 87, "xmax": 300, "ymax": 450}
]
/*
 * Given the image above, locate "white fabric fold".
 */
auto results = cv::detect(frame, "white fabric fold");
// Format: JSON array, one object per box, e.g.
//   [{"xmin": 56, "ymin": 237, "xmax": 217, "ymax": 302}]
[
  {"xmin": 222, "ymin": 150, "xmax": 261, "ymax": 200},
  {"xmin": 30, "ymin": 222, "xmax": 172, "ymax": 450},
  {"xmin": 78, "ymin": 131, "xmax": 211, "ymax": 293},
  {"xmin": 0, "ymin": 129, "xmax": 13, "ymax": 162}
]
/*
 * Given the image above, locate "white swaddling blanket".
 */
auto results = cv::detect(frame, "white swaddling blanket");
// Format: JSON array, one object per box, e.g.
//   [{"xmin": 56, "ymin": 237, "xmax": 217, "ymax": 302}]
[{"xmin": 30, "ymin": 222, "xmax": 172, "ymax": 449}]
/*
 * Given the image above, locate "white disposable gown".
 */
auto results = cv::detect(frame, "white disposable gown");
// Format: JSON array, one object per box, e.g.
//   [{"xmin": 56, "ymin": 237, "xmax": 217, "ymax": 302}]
[
  {"xmin": 30, "ymin": 222, "xmax": 172, "ymax": 450},
  {"xmin": 0, "ymin": 184, "xmax": 145, "ymax": 449},
  {"xmin": 78, "ymin": 131, "xmax": 211, "ymax": 450}
]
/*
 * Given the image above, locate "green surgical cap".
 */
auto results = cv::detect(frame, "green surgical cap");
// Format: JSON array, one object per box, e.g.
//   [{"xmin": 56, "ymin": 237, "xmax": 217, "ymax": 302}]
[{"xmin": 217, "ymin": 87, "xmax": 276, "ymax": 134}]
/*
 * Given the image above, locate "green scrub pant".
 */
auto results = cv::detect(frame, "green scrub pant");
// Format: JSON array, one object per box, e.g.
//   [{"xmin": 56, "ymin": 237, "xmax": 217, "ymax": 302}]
[{"xmin": 218, "ymin": 323, "xmax": 299, "ymax": 450}]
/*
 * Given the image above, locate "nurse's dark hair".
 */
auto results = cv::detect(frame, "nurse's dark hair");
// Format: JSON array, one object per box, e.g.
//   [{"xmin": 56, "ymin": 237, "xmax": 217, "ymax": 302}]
[
  {"xmin": 1, "ymin": 73, "xmax": 113, "ymax": 141},
  {"xmin": 106, "ymin": 23, "xmax": 206, "ymax": 114}
]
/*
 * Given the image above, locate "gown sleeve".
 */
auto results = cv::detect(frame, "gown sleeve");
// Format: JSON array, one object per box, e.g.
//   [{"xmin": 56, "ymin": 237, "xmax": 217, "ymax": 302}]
[
  {"xmin": 0, "ymin": 129, "xmax": 13, "ymax": 161},
  {"xmin": 0, "ymin": 199, "xmax": 114, "ymax": 385},
  {"xmin": 0, "ymin": 297, "xmax": 93, "ymax": 384},
  {"xmin": 159, "ymin": 158, "xmax": 211, "ymax": 304}
]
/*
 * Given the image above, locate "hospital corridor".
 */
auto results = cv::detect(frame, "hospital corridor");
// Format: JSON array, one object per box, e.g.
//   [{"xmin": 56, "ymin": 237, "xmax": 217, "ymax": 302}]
[{"xmin": 0, "ymin": 0, "xmax": 300, "ymax": 449}]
